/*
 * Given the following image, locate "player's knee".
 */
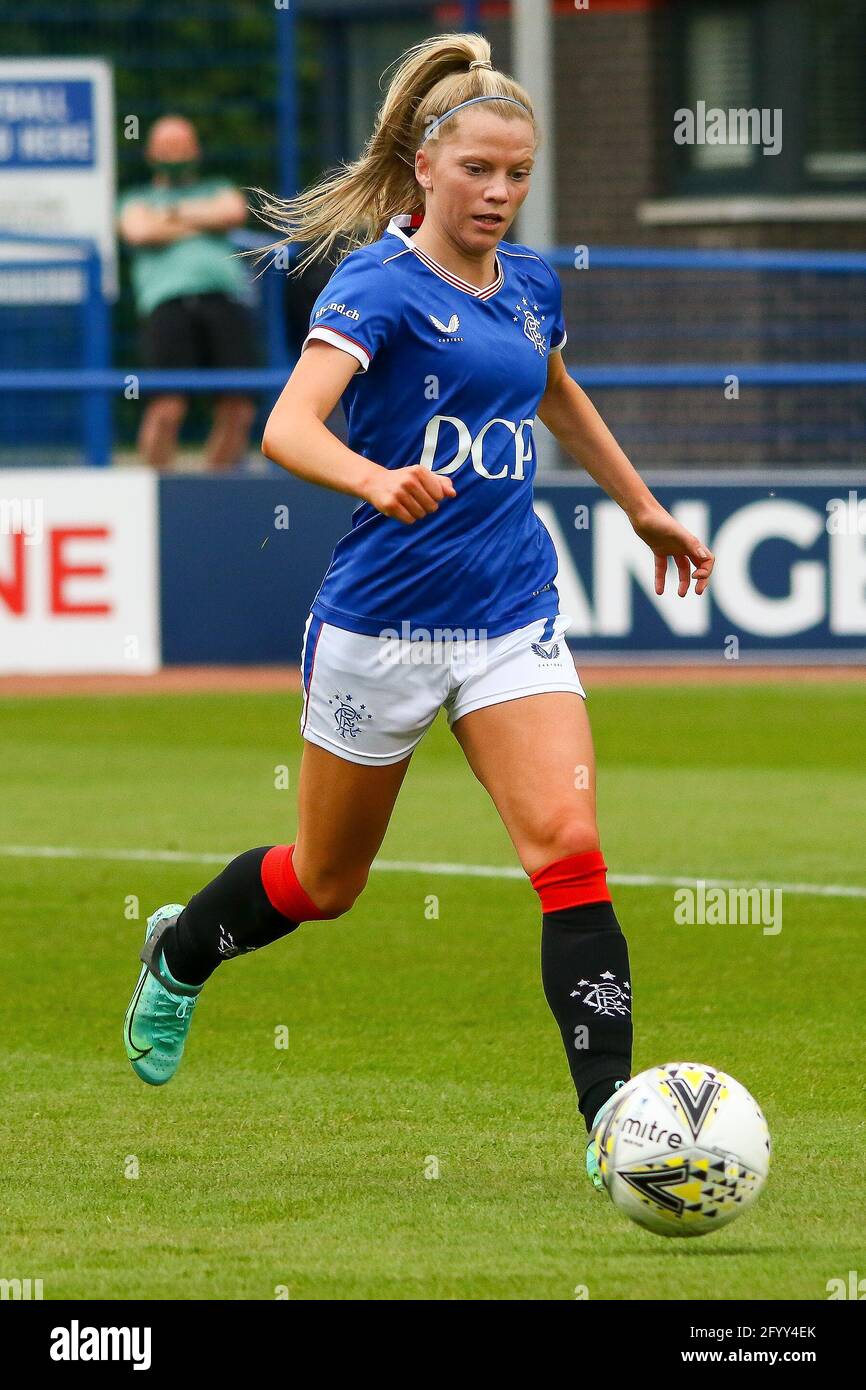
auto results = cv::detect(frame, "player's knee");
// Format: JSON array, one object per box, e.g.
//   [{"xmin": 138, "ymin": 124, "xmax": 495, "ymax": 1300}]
[
  {"xmin": 529, "ymin": 811, "xmax": 600, "ymax": 871},
  {"xmin": 303, "ymin": 866, "xmax": 369, "ymax": 919}
]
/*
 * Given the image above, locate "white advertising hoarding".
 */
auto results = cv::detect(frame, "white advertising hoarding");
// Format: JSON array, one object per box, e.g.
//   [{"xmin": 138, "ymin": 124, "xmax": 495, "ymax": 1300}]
[{"xmin": 0, "ymin": 468, "xmax": 160, "ymax": 673}]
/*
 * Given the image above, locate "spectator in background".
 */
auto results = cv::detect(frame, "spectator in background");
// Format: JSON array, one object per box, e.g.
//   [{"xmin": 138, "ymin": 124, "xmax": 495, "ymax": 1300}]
[{"xmin": 118, "ymin": 116, "xmax": 258, "ymax": 470}]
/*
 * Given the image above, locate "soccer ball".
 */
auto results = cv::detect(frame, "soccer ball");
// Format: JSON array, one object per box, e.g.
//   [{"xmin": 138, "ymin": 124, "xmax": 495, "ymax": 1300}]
[{"xmin": 596, "ymin": 1061, "xmax": 770, "ymax": 1237}]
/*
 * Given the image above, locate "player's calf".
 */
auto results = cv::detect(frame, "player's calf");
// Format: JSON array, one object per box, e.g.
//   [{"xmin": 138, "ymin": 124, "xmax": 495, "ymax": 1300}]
[
  {"xmin": 532, "ymin": 848, "xmax": 633, "ymax": 1184},
  {"xmin": 159, "ymin": 843, "xmax": 339, "ymax": 988},
  {"xmin": 121, "ymin": 843, "xmax": 340, "ymax": 1086}
]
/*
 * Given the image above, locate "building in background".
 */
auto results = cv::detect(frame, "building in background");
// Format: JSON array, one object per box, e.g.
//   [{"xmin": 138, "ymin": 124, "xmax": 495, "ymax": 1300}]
[{"xmin": 1, "ymin": 0, "xmax": 864, "ymax": 465}]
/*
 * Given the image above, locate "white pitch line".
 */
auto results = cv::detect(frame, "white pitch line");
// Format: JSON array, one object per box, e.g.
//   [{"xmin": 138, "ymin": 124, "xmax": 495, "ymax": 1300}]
[{"xmin": 1, "ymin": 844, "xmax": 865, "ymax": 900}]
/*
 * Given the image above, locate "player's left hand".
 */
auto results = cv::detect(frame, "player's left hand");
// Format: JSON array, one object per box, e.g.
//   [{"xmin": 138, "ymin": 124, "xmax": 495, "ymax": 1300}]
[{"xmin": 629, "ymin": 501, "xmax": 715, "ymax": 597}]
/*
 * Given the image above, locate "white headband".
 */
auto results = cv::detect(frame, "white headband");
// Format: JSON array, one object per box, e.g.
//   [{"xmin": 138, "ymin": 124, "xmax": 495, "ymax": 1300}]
[{"xmin": 421, "ymin": 94, "xmax": 531, "ymax": 144}]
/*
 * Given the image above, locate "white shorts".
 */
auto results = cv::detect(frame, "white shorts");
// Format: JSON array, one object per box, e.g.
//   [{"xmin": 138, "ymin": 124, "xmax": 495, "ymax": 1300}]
[{"xmin": 299, "ymin": 612, "xmax": 586, "ymax": 766}]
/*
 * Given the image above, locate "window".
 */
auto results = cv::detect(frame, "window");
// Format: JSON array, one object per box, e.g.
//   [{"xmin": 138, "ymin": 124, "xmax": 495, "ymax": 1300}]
[
  {"xmin": 345, "ymin": 19, "xmax": 433, "ymax": 160},
  {"xmin": 301, "ymin": 7, "xmax": 434, "ymax": 176},
  {"xmin": 685, "ymin": 9, "xmax": 755, "ymax": 173},
  {"xmin": 667, "ymin": 0, "xmax": 866, "ymax": 196},
  {"xmin": 805, "ymin": 0, "xmax": 866, "ymax": 182}
]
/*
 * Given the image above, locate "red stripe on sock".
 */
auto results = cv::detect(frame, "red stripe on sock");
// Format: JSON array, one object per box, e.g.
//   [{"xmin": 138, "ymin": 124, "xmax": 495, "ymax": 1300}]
[
  {"xmin": 530, "ymin": 849, "xmax": 612, "ymax": 912},
  {"xmin": 261, "ymin": 844, "xmax": 328, "ymax": 922}
]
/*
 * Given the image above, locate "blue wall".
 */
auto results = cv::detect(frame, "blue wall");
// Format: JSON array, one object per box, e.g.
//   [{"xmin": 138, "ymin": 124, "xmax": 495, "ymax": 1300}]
[
  {"xmin": 159, "ymin": 475, "xmax": 354, "ymax": 664},
  {"xmin": 159, "ymin": 473, "xmax": 866, "ymax": 663}
]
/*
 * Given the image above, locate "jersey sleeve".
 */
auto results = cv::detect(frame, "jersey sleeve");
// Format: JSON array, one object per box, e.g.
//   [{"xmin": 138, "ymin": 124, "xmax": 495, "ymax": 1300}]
[
  {"xmin": 302, "ymin": 252, "xmax": 401, "ymax": 373},
  {"xmin": 548, "ymin": 262, "xmax": 567, "ymax": 353},
  {"xmin": 532, "ymin": 250, "xmax": 567, "ymax": 353}
]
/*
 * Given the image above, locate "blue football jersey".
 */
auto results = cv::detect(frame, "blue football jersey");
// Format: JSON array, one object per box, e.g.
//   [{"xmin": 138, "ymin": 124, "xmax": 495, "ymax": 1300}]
[{"xmin": 302, "ymin": 213, "xmax": 568, "ymax": 637}]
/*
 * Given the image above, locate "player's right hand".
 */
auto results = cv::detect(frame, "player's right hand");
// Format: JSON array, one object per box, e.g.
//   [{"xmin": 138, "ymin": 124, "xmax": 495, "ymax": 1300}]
[{"xmin": 363, "ymin": 464, "xmax": 456, "ymax": 525}]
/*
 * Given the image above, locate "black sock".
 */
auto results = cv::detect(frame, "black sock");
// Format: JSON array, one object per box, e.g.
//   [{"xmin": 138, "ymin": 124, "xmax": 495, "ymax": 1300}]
[
  {"xmin": 541, "ymin": 899, "xmax": 633, "ymax": 1130},
  {"xmin": 161, "ymin": 846, "xmax": 299, "ymax": 987},
  {"xmin": 580, "ymin": 1077, "xmax": 625, "ymax": 1131}
]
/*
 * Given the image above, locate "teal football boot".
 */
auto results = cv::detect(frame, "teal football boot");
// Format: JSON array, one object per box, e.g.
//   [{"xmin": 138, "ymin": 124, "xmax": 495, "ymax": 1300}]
[
  {"xmin": 123, "ymin": 904, "xmax": 202, "ymax": 1086},
  {"xmin": 585, "ymin": 1080, "xmax": 628, "ymax": 1192}
]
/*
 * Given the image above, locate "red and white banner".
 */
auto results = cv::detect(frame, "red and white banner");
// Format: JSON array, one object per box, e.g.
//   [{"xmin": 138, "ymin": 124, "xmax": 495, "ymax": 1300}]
[{"xmin": 0, "ymin": 467, "xmax": 160, "ymax": 673}]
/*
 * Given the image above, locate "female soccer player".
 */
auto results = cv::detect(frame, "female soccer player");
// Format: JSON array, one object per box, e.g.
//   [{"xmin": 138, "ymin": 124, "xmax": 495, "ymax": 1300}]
[{"xmin": 123, "ymin": 34, "xmax": 714, "ymax": 1192}]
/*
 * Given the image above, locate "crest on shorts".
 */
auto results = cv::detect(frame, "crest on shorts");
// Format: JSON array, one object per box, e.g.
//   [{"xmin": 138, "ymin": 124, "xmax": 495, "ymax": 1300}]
[{"xmin": 328, "ymin": 691, "xmax": 373, "ymax": 741}]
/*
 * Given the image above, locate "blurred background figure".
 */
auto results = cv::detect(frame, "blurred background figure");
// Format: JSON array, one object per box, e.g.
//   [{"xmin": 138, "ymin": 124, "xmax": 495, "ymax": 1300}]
[{"xmin": 118, "ymin": 115, "xmax": 258, "ymax": 470}]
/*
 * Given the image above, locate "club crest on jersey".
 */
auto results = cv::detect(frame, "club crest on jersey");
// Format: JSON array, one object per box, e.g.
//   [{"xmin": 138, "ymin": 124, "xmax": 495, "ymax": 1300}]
[
  {"xmin": 328, "ymin": 691, "xmax": 373, "ymax": 741},
  {"xmin": 429, "ymin": 311, "xmax": 460, "ymax": 335},
  {"xmin": 570, "ymin": 971, "xmax": 632, "ymax": 1017},
  {"xmin": 512, "ymin": 295, "xmax": 548, "ymax": 356},
  {"xmin": 531, "ymin": 640, "xmax": 560, "ymax": 660}
]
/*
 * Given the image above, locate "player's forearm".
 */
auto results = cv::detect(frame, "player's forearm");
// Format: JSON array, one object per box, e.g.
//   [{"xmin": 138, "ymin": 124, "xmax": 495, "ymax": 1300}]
[
  {"xmin": 538, "ymin": 374, "xmax": 657, "ymax": 522},
  {"xmin": 261, "ymin": 408, "xmax": 380, "ymax": 502}
]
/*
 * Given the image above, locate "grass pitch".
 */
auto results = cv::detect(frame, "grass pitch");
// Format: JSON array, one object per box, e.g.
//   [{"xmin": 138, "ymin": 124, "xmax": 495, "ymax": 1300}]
[{"xmin": 1, "ymin": 683, "xmax": 864, "ymax": 1300}]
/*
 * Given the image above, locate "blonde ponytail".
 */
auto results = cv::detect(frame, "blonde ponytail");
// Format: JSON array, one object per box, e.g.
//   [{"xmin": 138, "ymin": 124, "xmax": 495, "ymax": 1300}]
[{"xmin": 247, "ymin": 31, "xmax": 537, "ymax": 277}]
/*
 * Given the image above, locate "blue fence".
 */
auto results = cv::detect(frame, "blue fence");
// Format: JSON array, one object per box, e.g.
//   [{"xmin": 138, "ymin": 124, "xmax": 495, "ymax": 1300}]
[
  {"xmin": 0, "ymin": 234, "xmax": 109, "ymax": 466},
  {"xmin": 548, "ymin": 246, "xmax": 866, "ymax": 465},
  {"xmin": 0, "ymin": 230, "xmax": 290, "ymax": 467},
  {"xmin": 1, "ymin": 241, "xmax": 866, "ymax": 467}
]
